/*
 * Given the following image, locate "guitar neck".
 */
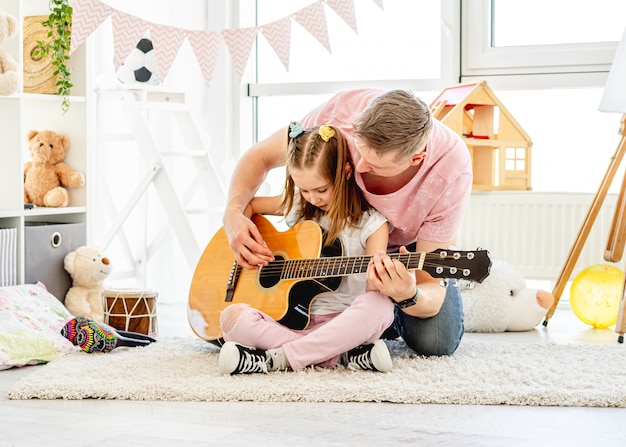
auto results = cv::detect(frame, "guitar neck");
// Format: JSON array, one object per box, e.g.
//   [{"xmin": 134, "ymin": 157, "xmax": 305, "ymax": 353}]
[
  {"xmin": 275, "ymin": 252, "xmax": 426, "ymax": 280},
  {"xmin": 259, "ymin": 247, "xmax": 490, "ymax": 282}
]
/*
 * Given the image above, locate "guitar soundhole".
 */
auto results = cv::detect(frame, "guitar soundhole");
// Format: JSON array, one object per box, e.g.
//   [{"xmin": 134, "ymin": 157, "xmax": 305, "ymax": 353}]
[{"xmin": 259, "ymin": 255, "xmax": 284, "ymax": 288}]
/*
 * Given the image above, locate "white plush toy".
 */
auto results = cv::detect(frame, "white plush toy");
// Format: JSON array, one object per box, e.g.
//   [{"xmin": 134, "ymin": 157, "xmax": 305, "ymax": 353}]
[
  {"xmin": 460, "ymin": 258, "xmax": 555, "ymax": 332},
  {"xmin": 64, "ymin": 246, "xmax": 112, "ymax": 322}
]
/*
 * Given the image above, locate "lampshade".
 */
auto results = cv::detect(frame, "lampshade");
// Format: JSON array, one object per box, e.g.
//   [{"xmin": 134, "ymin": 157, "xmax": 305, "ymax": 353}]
[{"xmin": 600, "ymin": 26, "xmax": 626, "ymax": 113}]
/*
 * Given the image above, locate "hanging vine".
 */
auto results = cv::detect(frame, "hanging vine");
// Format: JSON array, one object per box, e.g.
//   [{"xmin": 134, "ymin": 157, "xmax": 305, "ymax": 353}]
[{"xmin": 34, "ymin": 0, "xmax": 73, "ymax": 112}]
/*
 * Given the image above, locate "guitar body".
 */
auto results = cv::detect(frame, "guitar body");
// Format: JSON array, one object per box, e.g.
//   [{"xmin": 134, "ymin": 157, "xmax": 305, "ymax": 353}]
[
  {"xmin": 187, "ymin": 214, "xmax": 342, "ymax": 343},
  {"xmin": 188, "ymin": 214, "xmax": 492, "ymax": 344}
]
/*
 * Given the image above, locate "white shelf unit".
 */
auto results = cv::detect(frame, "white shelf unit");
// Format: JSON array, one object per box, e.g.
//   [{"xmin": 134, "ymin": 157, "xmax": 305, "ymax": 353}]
[{"xmin": 0, "ymin": 0, "xmax": 91, "ymax": 288}]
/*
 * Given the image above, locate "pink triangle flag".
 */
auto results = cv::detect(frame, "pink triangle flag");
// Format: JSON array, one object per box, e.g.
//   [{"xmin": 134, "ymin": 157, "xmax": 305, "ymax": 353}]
[
  {"xmin": 326, "ymin": 0, "xmax": 358, "ymax": 33},
  {"xmin": 112, "ymin": 11, "xmax": 149, "ymax": 70},
  {"xmin": 187, "ymin": 30, "xmax": 222, "ymax": 88},
  {"xmin": 70, "ymin": 0, "xmax": 112, "ymax": 54},
  {"xmin": 293, "ymin": 1, "xmax": 331, "ymax": 53},
  {"xmin": 150, "ymin": 24, "xmax": 187, "ymax": 82},
  {"xmin": 260, "ymin": 17, "xmax": 292, "ymax": 72},
  {"xmin": 372, "ymin": 0, "xmax": 384, "ymax": 10},
  {"xmin": 222, "ymin": 26, "xmax": 258, "ymax": 82}
]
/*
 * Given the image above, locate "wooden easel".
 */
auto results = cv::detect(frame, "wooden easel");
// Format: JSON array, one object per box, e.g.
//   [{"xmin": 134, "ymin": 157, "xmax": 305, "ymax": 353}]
[{"xmin": 543, "ymin": 115, "xmax": 626, "ymax": 343}]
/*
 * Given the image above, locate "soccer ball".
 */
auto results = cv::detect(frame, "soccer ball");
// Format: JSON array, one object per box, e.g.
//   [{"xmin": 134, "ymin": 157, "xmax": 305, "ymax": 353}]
[{"xmin": 116, "ymin": 38, "xmax": 161, "ymax": 85}]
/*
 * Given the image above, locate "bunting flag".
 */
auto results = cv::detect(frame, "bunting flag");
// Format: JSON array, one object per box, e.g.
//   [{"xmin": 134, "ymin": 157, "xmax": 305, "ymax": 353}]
[
  {"xmin": 111, "ymin": 10, "xmax": 149, "ymax": 70},
  {"xmin": 150, "ymin": 24, "xmax": 187, "ymax": 81},
  {"xmin": 70, "ymin": 0, "xmax": 112, "ymax": 54},
  {"xmin": 259, "ymin": 17, "xmax": 292, "ymax": 72},
  {"xmin": 223, "ymin": 26, "xmax": 259, "ymax": 83},
  {"xmin": 326, "ymin": 0, "xmax": 358, "ymax": 34},
  {"xmin": 187, "ymin": 30, "xmax": 221, "ymax": 88},
  {"xmin": 293, "ymin": 2, "xmax": 331, "ymax": 54},
  {"xmin": 69, "ymin": 0, "xmax": 384, "ymax": 88}
]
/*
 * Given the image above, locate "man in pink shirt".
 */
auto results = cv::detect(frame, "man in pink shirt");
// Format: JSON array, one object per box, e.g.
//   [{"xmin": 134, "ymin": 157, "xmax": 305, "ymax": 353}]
[{"xmin": 223, "ymin": 89, "xmax": 472, "ymax": 357}]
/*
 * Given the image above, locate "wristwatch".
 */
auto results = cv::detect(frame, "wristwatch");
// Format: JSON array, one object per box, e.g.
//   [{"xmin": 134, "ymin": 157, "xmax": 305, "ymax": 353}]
[{"xmin": 394, "ymin": 287, "xmax": 419, "ymax": 309}]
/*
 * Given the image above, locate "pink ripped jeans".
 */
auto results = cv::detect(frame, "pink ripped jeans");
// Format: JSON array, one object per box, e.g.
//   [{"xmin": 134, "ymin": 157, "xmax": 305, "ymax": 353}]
[{"xmin": 220, "ymin": 291, "xmax": 394, "ymax": 371}]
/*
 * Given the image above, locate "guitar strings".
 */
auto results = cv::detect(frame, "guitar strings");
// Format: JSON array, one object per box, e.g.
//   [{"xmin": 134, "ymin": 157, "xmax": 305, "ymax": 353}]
[{"xmin": 255, "ymin": 252, "xmax": 475, "ymax": 278}]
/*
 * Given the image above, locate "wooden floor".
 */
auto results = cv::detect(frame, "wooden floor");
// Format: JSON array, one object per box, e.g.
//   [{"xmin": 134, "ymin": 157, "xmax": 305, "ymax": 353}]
[{"xmin": 2, "ymin": 300, "xmax": 626, "ymax": 446}]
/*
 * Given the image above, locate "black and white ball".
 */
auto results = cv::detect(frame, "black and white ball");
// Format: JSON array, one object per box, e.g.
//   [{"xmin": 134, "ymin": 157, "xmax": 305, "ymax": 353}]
[{"xmin": 116, "ymin": 38, "xmax": 161, "ymax": 85}]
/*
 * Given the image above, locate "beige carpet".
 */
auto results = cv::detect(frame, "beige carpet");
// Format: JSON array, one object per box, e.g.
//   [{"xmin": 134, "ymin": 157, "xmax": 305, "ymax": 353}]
[{"xmin": 8, "ymin": 337, "xmax": 626, "ymax": 406}]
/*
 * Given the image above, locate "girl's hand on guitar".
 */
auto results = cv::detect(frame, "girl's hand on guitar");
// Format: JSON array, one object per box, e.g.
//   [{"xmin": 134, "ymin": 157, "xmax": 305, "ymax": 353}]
[
  {"xmin": 366, "ymin": 247, "xmax": 417, "ymax": 301},
  {"xmin": 226, "ymin": 214, "xmax": 274, "ymax": 269}
]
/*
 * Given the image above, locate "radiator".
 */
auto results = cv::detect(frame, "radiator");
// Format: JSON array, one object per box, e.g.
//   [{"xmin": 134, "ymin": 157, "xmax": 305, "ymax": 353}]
[
  {"xmin": 457, "ymin": 192, "xmax": 620, "ymax": 280},
  {"xmin": 0, "ymin": 228, "xmax": 17, "ymax": 287}
]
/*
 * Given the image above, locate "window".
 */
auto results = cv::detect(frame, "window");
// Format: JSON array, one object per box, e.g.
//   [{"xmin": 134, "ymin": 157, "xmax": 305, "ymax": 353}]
[
  {"xmin": 254, "ymin": 0, "xmax": 441, "ymax": 84},
  {"xmin": 250, "ymin": 0, "xmax": 443, "ymax": 188},
  {"xmin": 492, "ymin": 0, "xmax": 626, "ymax": 46},
  {"xmin": 462, "ymin": 0, "xmax": 626, "ymax": 88}
]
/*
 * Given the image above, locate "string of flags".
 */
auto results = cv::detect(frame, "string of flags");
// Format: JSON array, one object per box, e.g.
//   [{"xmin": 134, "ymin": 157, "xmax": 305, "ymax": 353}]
[{"xmin": 69, "ymin": 0, "xmax": 385, "ymax": 88}]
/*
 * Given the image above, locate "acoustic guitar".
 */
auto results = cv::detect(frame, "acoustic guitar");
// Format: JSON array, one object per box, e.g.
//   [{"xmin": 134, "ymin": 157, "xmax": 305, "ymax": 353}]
[{"xmin": 187, "ymin": 214, "xmax": 491, "ymax": 344}]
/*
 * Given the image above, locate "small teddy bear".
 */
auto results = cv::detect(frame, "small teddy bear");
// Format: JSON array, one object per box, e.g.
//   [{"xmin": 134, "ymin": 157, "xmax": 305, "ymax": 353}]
[
  {"xmin": 460, "ymin": 258, "xmax": 555, "ymax": 332},
  {"xmin": 24, "ymin": 130, "xmax": 86, "ymax": 207},
  {"xmin": 0, "ymin": 10, "xmax": 19, "ymax": 96},
  {"xmin": 64, "ymin": 246, "xmax": 112, "ymax": 322}
]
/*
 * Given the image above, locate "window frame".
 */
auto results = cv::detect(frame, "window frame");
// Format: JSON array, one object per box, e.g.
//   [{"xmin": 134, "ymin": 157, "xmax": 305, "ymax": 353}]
[{"xmin": 461, "ymin": 0, "xmax": 618, "ymax": 89}]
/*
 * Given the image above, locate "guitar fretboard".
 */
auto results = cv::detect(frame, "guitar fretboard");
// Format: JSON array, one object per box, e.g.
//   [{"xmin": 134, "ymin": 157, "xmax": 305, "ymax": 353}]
[
  {"xmin": 251, "ymin": 248, "xmax": 483, "ymax": 281},
  {"xmin": 274, "ymin": 252, "xmax": 427, "ymax": 280}
]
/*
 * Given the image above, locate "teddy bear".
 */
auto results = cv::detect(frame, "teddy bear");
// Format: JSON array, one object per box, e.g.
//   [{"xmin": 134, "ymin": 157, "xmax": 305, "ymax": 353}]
[
  {"xmin": 0, "ymin": 10, "xmax": 19, "ymax": 96},
  {"xmin": 460, "ymin": 258, "xmax": 555, "ymax": 332},
  {"xmin": 64, "ymin": 246, "xmax": 112, "ymax": 322},
  {"xmin": 24, "ymin": 130, "xmax": 86, "ymax": 207}
]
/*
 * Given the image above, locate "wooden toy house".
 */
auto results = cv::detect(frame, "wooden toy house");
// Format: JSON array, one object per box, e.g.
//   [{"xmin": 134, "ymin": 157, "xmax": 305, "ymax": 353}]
[{"xmin": 430, "ymin": 81, "xmax": 532, "ymax": 191}]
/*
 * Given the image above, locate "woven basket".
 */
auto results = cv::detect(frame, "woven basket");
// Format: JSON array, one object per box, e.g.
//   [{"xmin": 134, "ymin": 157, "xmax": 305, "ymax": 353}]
[{"xmin": 22, "ymin": 15, "xmax": 59, "ymax": 95}]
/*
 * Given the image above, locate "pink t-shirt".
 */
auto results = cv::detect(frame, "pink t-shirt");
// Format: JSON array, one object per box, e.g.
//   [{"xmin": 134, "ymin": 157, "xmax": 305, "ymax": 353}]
[{"xmin": 301, "ymin": 89, "xmax": 472, "ymax": 250}]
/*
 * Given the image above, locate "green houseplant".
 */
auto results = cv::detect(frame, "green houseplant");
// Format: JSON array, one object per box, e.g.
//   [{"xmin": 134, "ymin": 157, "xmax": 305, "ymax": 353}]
[{"xmin": 34, "ymin": 0, "xmax": 73, "ymax": 112}]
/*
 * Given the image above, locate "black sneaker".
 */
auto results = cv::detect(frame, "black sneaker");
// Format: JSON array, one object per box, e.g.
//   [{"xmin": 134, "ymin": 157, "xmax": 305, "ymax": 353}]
[
  {"xmin": 219, "ymin": 341, "xmax": 270, "ymax": 375},
  {"xmin": 340, "ymin": 340, "xmax": 392, "ymax": 372}
]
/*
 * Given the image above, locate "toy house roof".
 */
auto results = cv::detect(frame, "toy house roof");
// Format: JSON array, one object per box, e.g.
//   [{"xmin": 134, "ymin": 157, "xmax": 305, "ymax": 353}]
[{"xmin": 430, "ymin": 81, "xmax": 532, "ymax": 142}]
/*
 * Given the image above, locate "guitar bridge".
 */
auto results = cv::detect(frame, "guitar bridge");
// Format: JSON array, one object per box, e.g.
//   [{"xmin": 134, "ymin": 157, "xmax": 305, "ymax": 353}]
[{"xmin": 225, "ymin": 261, "xmax": 242, "ymax": 302}]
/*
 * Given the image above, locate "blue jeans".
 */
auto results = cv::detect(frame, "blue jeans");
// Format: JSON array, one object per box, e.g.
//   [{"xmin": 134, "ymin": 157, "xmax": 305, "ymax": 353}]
[{"xmin": 382, "ymin": 278, "xmax": 464, "ymax": 356}]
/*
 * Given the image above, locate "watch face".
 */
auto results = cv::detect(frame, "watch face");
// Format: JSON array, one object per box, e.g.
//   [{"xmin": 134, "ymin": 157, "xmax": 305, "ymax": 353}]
[
  {"xmin": 397, "ymin": 295, "xmax": 417, "ymax": 309},
  {"xmin": 396, "ymin": 287, "xmax": 419, "ymax": 308}
]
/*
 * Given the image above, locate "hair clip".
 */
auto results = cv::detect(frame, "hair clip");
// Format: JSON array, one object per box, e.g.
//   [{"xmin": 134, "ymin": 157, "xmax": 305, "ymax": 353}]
[
  {"xmin": 318, "ymin": 124, "xmax": 335, "ymax": 142},
  {"xmin": 289, "ymin": 122, "xmax": 305, "ymax": 139}
]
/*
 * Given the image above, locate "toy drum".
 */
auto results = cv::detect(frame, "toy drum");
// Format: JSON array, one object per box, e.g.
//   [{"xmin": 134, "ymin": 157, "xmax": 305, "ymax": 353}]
[{"xmin": 103, "ymin": 289, "xmax": 158, "ymax": 337}]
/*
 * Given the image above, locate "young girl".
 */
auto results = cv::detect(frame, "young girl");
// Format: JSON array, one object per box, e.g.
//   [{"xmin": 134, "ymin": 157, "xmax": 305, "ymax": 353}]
[{"xmin": 218, "ymin": 123, "xmax": 395, "ymax": 374}]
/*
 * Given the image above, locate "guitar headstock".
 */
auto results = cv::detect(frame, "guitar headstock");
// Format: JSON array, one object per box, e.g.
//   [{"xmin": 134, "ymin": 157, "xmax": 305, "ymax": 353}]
[{"xmin": 422, "ymin": 248, "xmax": 492, "ymax": 283}]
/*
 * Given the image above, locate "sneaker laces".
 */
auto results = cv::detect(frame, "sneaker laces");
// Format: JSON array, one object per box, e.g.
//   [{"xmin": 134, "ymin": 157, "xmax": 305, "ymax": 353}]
[
  {"xmin": 236, "ymin": 347, "xmax": 269, "ymax": 374},
  {"xmin": 342, "ymin": 344, "xmax": 376, "ymax": 371},
  {"xmin": 341, "ymin": 340, "xmax": 392, "ymax": 372}
]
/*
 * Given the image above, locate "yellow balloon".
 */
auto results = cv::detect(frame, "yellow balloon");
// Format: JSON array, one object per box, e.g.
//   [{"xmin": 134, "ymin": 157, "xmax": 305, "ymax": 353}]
[{"xmin": 570, "ymin": 264, "xmax": 624, "ymax": 328}]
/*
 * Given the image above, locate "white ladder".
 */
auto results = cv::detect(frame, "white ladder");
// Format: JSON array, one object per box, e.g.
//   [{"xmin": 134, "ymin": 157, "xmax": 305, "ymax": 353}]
[{"xmin": 94, "ymin": 88, "xmax": 226, "ymax": 284}]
